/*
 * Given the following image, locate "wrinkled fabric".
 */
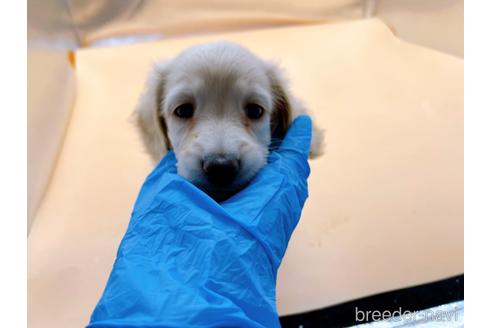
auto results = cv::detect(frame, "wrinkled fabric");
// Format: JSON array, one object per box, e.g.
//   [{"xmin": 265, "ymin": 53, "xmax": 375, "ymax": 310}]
[{"xmin": 87, "ymin": 116, "xmax": 312, "ymax": 328}]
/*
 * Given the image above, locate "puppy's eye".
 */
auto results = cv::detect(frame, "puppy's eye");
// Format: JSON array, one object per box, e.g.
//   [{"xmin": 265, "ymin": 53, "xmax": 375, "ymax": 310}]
[
  {"xmin": 174, "ymin": 103, "xmax": 194, "ymax": 119},
  {"xmin": 245, "ymin": 103, "xmax": 264, "ymax": 120}
]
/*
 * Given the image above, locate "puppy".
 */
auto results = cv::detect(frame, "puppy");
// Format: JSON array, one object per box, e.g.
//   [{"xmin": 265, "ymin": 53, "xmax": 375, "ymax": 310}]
[{"xmin": 135, "ymin": 41, "xmax": 323, "ymax": 201}]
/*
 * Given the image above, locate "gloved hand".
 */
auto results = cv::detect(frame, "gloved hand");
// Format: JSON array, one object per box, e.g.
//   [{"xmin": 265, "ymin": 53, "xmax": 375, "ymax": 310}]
[{"xmin": 88, "ymin": 115, "xmax": 313, "ymax": 328}]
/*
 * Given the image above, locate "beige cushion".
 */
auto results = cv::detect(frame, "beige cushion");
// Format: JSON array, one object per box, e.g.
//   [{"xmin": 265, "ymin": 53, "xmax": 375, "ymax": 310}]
[
  {"xmin": 27, "ymin": 49, "xmax": 75, "ymax": 233},
  {"xmin": 28, "ymin": 19, "xmax": 463, "ymax": 327}
]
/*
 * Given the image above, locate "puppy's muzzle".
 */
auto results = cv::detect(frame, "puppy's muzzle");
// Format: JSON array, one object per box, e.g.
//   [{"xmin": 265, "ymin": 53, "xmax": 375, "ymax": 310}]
[{"xmin": 202, "ymin": 154, "xmax": 240, "ymax": 186}]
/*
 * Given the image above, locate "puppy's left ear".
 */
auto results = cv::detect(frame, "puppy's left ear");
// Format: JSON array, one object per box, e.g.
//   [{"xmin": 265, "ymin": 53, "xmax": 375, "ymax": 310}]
[
  {"xmin": 133, "ymin": 61, "xmax": 172, "ymax": 163},
  {"xmin": 265, "ymin": 62, "xmax": 324, "ymax": 158}
]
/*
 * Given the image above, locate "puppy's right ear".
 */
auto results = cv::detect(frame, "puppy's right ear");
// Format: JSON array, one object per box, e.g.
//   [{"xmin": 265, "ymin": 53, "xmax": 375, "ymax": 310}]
[{"xmin": 133, "ymin": 62, "xmax": 172, "ymax": 163}]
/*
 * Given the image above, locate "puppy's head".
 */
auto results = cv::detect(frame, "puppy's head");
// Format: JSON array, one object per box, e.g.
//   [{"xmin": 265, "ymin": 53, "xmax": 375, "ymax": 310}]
[{"xmin": 135, "ymin": 42, "xmax": 307, "ymax": 201}]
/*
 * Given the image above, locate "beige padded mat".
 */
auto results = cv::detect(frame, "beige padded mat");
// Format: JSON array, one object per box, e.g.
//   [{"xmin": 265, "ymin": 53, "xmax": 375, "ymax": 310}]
[{"xmin": 28, "ymin": 19, "xmax": 463, "ymax": 328}]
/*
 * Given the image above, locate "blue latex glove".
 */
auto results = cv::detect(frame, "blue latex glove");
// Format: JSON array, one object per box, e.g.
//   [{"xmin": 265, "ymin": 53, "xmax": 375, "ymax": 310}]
[{"xmin": 88, "ymin": 116, "xmax": 312, "ymax": 328}]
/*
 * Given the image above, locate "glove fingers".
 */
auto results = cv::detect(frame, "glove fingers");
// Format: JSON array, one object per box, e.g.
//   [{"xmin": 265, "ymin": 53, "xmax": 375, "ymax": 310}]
[
  {"xmin": 277, "ymin": 115, "xmax": 312, "ymax": 159},
  {"xmin": 223, "ymin": 115, "xmax": 312, "ymax": 216},
  {"xmin": 154, "ymin": 151, "xmax": 178, "ymax": 174}
]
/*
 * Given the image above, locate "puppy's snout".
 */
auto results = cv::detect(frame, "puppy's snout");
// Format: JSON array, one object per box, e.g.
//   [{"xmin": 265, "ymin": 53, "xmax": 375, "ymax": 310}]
[{"xmin": 202, "ymin": 155, "xmax": 240, "ymax": 186}]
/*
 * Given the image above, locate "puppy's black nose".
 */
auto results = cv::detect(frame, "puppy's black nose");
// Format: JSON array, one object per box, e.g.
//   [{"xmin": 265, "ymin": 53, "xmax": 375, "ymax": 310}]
[{"xmin": 202, "ymin": 155, "xmax": 239, "ymax": 186}]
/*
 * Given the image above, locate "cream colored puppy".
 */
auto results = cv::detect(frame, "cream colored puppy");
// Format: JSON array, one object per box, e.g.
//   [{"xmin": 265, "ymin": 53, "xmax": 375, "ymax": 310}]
[{"xmin": 135, "ymin": 41, "xmax": 323, "ymax": 201}]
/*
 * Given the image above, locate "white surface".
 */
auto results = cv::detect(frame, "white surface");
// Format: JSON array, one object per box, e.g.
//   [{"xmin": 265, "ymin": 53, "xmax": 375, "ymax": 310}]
[{"xmin": 352, "ymin": 301, "xmax": 464, "ymax": 327}]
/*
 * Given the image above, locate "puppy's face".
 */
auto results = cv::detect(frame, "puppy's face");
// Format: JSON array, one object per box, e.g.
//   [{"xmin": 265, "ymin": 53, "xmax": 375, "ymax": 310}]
[
  {"xmin": 163, "ymin": 45, "xmax": 275, "ymax": 200},
  {"xmin": 135, "ymin": 42, "xmax": 321, "ymax": 201}
]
